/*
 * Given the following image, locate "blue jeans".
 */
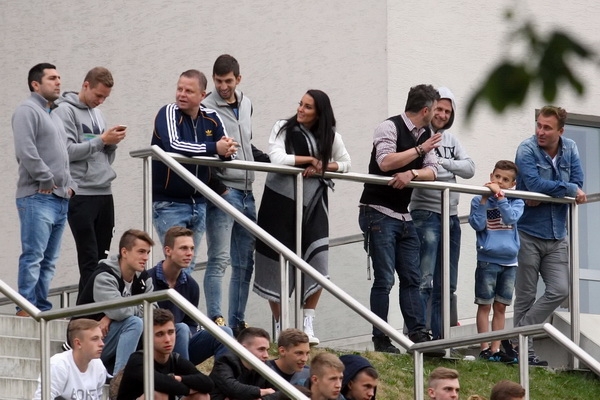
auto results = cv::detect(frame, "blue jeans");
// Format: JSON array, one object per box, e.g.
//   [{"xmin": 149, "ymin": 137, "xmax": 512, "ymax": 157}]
[
  {"xmin": 175, "ymin": 322, "xmax": 232, "ymax": 364},
  {"xmin": 153, "ymin": 200, "xmax": 206, "ymax": 274},
  {"xmin": 189, "ymin": 326, "xmax": 232, "ymax": 365},
  {"xmin": 474, "ymin": 261, "xmax": 516, "ymax": 305},
  {"xmin": 359, "ymin": 206, "xmax": 426, "ymax": 337},
  {"xmin": 205, "ymin": 189, "xmax": 256, "ymax": 325},
  {"xmin": 101, "ymin": 315, "xmax": 143, "ymax": 374},
  {"xmin": 16, "ymin": 193, "xmax": 69, "ymax": 311},
  {"xmin": 411, "ymin": 210, "xmax": 461, "ymax": 339}
]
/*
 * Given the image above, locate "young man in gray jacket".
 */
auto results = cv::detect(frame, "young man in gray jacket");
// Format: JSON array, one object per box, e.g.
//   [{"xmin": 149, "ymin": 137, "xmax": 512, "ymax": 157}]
[
  {"xmin": 201, "ymin": 54, "xmax": 269, "ymax": 335},
  {"xmin": 12, "ymin": 63, "xmax": 76, "ymax": 315},
  {"xmin": 76, "ymin": 229, "xmax": 155, "ymax": 374},
  {"xmin": 410, "ymin": 87, "xmax": 475, "ymax": 340},
  {"xmin": 54, "ymin": 66, "xmax": 127, "ymax": 300}
]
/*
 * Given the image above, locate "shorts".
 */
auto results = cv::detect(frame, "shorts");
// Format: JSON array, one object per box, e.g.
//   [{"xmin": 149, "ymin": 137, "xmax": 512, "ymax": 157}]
[{"xmin": 474, "ymin": 261, "xmax": 516, "ymax": 305}]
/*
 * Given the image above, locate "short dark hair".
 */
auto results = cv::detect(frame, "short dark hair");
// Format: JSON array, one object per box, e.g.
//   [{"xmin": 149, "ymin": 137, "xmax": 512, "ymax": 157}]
[
  {"xmin": 428, "ymin": 367, "xmax": 459, "ymax": 388},
  {"xmin": 118, "ymin": 229, "xmax": 154, "ymax": 258},
  {"xmin": 237, "ymin": 327, "xmax": 270, "ymax": 345},
  {"xmin": 213, "ymin": 54, "xmax": 240, "ymax": 77},
  {"xmin": 538, "ymin": 106, "xmax": 568, "ymax": 129},
  {"xmin": 153, "ymin": 309, "xmax": 175, "ymax": 326},
  {"xmin": 356, "ymin": 366, "xmax": 378, "ymax": 380},
  {"xmin": 490, "ymin": 380, "xmax": 525, "ymax": 400},
  {"xmin": 84, "ymin": 66, "xmax": 114, "ymax": 88},
  {"xmin": 28, "ymin": 63, "xmax": 56, "ymax": 92},
  {"xmin": 164, "ymin": 226, "xmax": 194, "ymax": 249},
  {"xmin": 67, "ymin": 318, "xmax": 99, "ymax": 345},
  {"xmin": 494, "ymin": 160, "xmax": 518, "ymax": 177},
  {"xmin": 277, "ymin": 328, "xmax": 309, "ymax": 348},
  {"xmin": 180, "ymin": 69, "xmax": 208, "ymax": 91},
  {"xmin": 405, "ymin": 84, "xmax": 440, "ymax": 114}
]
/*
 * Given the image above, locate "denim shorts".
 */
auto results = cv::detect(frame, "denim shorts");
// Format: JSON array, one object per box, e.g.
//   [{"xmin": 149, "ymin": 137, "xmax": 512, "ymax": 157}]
[{"xmin": 474, "ymin": 261, "xmax": 516, "ymax": 305}]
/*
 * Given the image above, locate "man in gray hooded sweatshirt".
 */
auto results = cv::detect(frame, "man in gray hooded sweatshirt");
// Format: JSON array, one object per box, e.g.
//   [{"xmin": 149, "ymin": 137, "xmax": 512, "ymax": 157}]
[
  {"xmin": 54, "ymin": 67, "xmax": 126, "ymax": 300},
  {"xmin": 12, "ymin": 63, "xmax": 76, "ymax": 315},
  {"xmin": 410, "ymin": 87, "xmax": 475, "ymax": 340}
]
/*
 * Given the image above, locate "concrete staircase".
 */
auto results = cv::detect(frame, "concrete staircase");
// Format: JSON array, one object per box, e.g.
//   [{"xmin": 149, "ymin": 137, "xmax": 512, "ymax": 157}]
[{"xmin": 0, "ymin": 315, "xmax": 68, "ymax": 400}]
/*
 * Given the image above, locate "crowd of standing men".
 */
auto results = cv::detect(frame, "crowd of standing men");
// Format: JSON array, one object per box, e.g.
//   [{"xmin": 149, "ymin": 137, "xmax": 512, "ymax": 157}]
[{"xmin": 12, "ymin": 52, "xmax": 587, "ymax": 397}]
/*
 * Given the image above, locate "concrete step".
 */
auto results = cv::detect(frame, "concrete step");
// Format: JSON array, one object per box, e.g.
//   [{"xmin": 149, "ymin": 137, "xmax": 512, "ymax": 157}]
[
  {"xmin": 0, "ymin": 335, "xmax": 64, "ymax": 358},
  {"xmin": 0, "ymin": 315, "xmax": 69, "ymax": 340},
  {"xmin": 0, "ymin": 377, "xmax": 37, "ymax": 400},
  {"xmin": 0, "ymin": 356, "xmax": 41, "ymax": 380}
]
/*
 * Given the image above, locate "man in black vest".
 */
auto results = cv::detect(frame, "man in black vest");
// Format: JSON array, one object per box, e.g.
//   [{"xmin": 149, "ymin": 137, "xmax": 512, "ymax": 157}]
[{"xmin": 358, "ymin": 84, "xmax": 443, "ymax": 355}]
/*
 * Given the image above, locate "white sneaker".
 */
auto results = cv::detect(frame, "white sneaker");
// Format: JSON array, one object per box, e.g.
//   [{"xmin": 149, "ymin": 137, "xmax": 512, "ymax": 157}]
[
  {"xmin": 275, "ymin": 321, "xmax": 280, "ymax": 339},
  {"xmin": 303, "ymin": 315, "xmax": 320, "ymax": 346}
]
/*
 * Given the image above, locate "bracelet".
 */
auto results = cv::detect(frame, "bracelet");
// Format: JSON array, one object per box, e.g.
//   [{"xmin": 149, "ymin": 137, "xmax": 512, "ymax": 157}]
[{"xmin": 415, "ymin": 146, "xmax": 424, "ymax": 157}]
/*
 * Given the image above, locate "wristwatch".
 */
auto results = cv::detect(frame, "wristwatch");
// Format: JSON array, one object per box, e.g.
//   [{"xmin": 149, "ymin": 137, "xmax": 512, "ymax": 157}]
[{"xmin": 410, "ymin": 169, "xmax": 419, "ymax": 180}]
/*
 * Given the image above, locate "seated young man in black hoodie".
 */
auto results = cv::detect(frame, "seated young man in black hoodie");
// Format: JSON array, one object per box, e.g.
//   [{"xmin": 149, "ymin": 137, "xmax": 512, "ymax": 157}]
[
  {"xmin": 340, "ymin": 355, "xmax": 378, "ymax": 400},
  {"xmin": 117, "ymin": 309, "xmax": 213, "ymax": 400},
  {"xmin": 209, "ymin": 327, "xmax": 277, "ymax": 400}
]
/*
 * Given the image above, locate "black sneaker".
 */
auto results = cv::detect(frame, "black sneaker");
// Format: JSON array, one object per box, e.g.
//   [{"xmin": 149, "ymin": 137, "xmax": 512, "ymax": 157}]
[
  {"xmin": 232, "ymin": 321, "xmax": 249, "ymax": 338},
  {"xmin": 61, "ymin": 341, "xmax": 72, "ymax": 352},
  {"xmin": 212, "ymin": 316, "xmax": 226, "ymax": 326},
  {"xmin": 372, "ymin": 335, "xmax": 400, "ymax": 354},
  {"xmin": 489, "ymin": 350, "xmax": 518, "ymax": 364},
  {"xmin": 502, "ymin": 340, "xmax": 518, "ymax": 359},
  {"xmin": 479, "ymin": 348, "xmax": 493, "ymax": 360},
  {"xmin": 528, "ymin": 355, "xmax": 549, "ymax": 367},
  {"xmin": 409, "ymin": 330, "xmax": 445, "ymax": 357}
]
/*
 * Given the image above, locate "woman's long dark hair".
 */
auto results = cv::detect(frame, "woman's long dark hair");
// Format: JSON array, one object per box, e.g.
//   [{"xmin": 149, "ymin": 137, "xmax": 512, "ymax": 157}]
[{"xmin": 278, "ymin": 89, "xmax": 336, "ymax": 169}]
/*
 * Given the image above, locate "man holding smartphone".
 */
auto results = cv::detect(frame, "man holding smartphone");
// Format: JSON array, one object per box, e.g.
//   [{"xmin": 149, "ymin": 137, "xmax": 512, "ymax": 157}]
[{"xmin": 54, "ymin": 66, "xmax": 126, "ymax": 302}]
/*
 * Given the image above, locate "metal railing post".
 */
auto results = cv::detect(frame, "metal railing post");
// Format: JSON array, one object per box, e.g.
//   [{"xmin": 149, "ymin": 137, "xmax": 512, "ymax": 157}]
[
  {"xmin": 569, "ymin": 203, "xmax": 580, "ymax": 369},
  {"xmin": 280, "ymin": 254, "xmax": 289, "ymax": 331},
  {"xmin": 40, "ymin": 319, "xmax": 51, "ymax": 400},
  {"xmin": 519, "ymin": 334, "xmax": 530, "ymax": 400},
  {"xmin": 295, "ymin": 174, "xmax": 304, "ymax": 330},
  {"xmin": 143, "ymin": 155, "xmax": 153, "ymax": 265},
  {"xmin": 441, "ymin": 188, "xmax": 451, "ymax": 340},
  {"xmin": 414, "ymin": 351, "xmax": 424, "ymax": 400},
  {"xmin": 143, "ymin": 300, "xmax": 155, "ymax": 399}
]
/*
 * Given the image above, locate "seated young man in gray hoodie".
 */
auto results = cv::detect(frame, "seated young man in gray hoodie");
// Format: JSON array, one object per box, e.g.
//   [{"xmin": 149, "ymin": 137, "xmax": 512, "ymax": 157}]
[{"xmin": 76, "ymin": 229, "xmax": 154, "ymax": 375}]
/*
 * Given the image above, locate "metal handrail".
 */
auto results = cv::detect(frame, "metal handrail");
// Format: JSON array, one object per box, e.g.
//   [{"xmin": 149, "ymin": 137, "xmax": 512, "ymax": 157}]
[
  {"xmin": 132, "ymin": 145, "xmax": 415, "ymax": 350},
  {"xmin": 130, "ymin": 146, "xmax": 581, "ymax": 341},
  {"xmin": 0, "ymin": 280, "xmax": 310, "ymax": 400},
  {"xmin": 411, "ymin": 323, "xmax": 600, "ymax": 400},
  {"xmin": 128, "ymin": 146, "xmax": 597, "ymax": 400}
]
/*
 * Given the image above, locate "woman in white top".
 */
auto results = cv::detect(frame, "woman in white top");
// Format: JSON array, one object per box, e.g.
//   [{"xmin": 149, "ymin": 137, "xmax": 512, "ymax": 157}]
[{"xmin": 253, "ymin": 89, "xmax": 351, "ymax": 345}]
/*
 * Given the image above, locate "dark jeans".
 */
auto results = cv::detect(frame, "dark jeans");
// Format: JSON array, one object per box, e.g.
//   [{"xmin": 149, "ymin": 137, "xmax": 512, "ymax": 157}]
[
  {"xmin": 68, "ymin": 194, "xmax": 114, "ymax": 299},
  {"xmin": 359, "ymin": 206, "xmax": 426, "ymax": 337},
  {"xmin": 411, "ymin": 210, "xmax": 461, "ymax": 339}
]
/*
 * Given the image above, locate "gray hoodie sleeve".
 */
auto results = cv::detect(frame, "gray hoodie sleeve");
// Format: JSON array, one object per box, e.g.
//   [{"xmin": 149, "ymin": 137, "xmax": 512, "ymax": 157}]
[
  {"xmin": 441, "ymin": 133, "xmax": 475, "ymax": 179},
  {"xmin": 93, "ymin": 272, "xmax": 138, "ymax": 321},
  {"xmin": 53, "ymin": 105, "xmax": 105, "ymax": 162},
  {"xmin": 12, "ymin": 104, "xmax": 55, "ymax": 190}
]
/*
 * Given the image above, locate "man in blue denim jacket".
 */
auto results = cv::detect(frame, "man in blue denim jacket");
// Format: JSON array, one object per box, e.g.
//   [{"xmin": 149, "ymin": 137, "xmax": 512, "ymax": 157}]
[{"xmin": 507, "ymin": 106, "xmax": 586, "ymax": 366}]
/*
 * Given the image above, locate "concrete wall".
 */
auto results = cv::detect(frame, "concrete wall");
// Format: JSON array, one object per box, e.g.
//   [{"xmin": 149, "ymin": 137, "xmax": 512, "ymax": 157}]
[
  {"xmin": 1, "ymin": 1, "xmax": 599, "ymax": 329},
  {"xmin": 0, "ymin": 1, "xmax": 387, "ymax": 289}
]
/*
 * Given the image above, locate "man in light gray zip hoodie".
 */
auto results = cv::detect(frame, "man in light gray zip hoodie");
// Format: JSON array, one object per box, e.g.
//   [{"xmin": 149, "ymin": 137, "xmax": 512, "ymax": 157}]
[
  {"xmin": 410, "ymin": 87, "xmax": 475, "ymax": 340},
  {"xmin": 201, "ymin": 54, "xmax": 269, "ymax": 335},
  {"xmin": 12, "ymin": 63, "xmax": 76, "ymax": 314},
  {"xmin": 54, "ymin": 67, "xmax": 126, "ymax": 300}
]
